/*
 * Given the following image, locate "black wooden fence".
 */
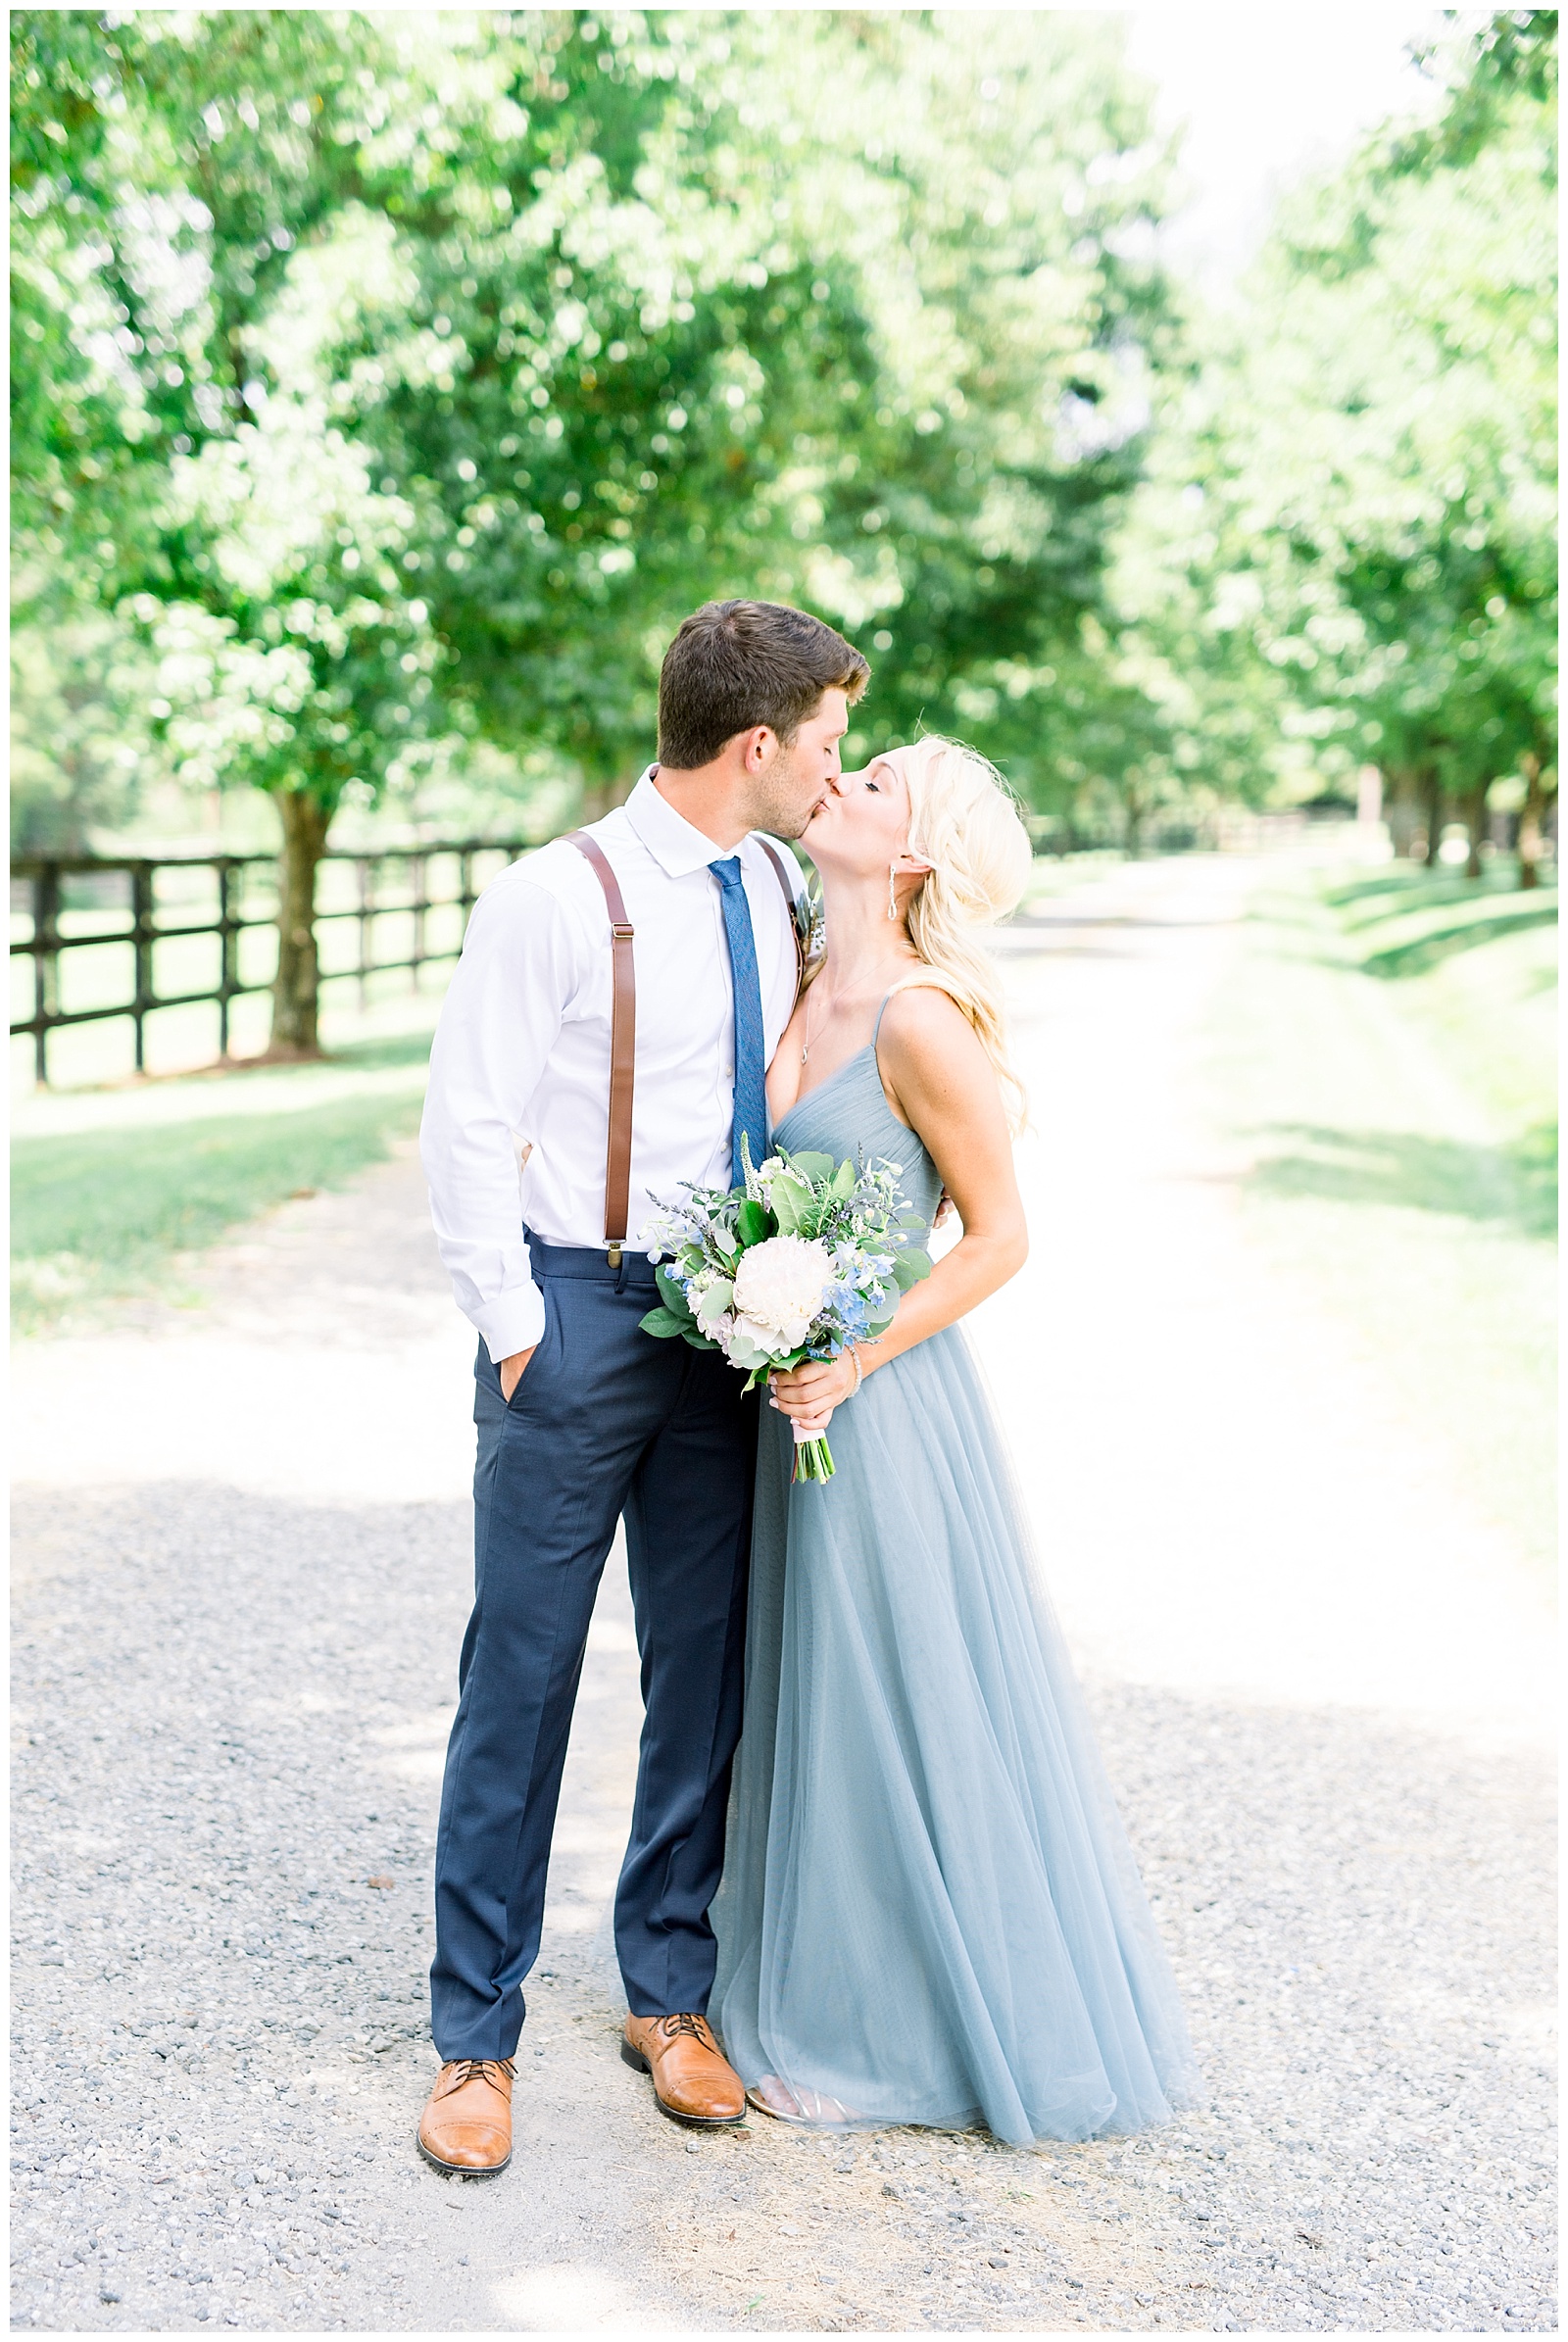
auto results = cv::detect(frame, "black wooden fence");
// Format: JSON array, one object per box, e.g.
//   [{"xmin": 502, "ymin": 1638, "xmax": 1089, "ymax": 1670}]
[{"xmin": 10, "ymin": 842, "xmax": 526, "ymax": 1086}]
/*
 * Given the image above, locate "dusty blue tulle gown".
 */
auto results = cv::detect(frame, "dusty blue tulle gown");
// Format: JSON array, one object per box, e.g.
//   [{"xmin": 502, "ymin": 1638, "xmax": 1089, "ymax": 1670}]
[{"xmin": 710, "ymin": 1010, "xmax": 1199, "ymax": 2145}]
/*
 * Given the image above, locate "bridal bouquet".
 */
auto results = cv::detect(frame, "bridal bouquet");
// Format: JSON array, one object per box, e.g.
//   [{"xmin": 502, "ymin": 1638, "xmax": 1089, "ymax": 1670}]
[{"xmin": 640, "ymin": 1145, "xmax": 932, "ymax": 1482}]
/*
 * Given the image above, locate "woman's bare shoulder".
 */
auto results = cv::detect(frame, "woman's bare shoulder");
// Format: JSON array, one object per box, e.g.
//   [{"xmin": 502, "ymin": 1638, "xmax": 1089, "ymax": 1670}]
[{"xmin": 876, "ymin": 983, "xmax": 988, "ymax": 1078}]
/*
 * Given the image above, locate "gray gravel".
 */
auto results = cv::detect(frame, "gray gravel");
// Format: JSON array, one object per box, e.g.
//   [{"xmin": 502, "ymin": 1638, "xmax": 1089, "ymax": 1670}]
[{"xmin": 10, "ymin": 1479, "xmax": 1555, "ymax": 2333}]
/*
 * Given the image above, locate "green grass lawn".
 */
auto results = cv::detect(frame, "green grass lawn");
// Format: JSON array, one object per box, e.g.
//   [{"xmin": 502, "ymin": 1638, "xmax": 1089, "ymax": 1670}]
[
  {"xmin": 12, "ymin": 1039, "xmax": 430, "ymax": 1335},
  {"xmin": 1202, "ymin": 855, "xmax": 1556, "ymax": 1573}
]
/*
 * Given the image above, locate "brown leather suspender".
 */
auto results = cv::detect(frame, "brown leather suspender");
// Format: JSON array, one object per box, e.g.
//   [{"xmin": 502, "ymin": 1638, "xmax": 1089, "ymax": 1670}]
[
  {"xmin": 565, "ymin": 830, "xmax": 636, "ymax": 1265},
  {"xmin": 759, "ymin": 839, "xmax": 808, "ymax": 991},
  {"xmin": 565, "ymin": 827, "xmax": 806, "ymax": 1265}
]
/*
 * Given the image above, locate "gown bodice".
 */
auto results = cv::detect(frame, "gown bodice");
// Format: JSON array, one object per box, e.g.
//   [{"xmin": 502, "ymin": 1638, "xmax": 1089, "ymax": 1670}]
[{"xmin": 771, "ymin": 1037, "xmax": 944, "ymax": 1235}]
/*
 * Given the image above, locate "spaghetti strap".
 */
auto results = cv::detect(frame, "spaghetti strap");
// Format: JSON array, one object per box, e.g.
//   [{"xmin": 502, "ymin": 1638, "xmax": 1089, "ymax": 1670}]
[{"xmin": 872, "ymin": 977, "xmax": 959, "ymax": 1058}]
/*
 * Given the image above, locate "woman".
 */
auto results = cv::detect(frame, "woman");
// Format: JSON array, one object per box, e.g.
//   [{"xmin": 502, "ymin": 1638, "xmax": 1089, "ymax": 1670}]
[{"xmin": 710, "ymin": 736, "xmax": 1198, "ymax": 2144}]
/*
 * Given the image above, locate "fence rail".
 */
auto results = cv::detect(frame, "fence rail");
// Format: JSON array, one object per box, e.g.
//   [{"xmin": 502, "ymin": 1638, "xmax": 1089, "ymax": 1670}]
[{"xmin": 10, "ymin": 842, "xmax": 526, "ymax": 1087}]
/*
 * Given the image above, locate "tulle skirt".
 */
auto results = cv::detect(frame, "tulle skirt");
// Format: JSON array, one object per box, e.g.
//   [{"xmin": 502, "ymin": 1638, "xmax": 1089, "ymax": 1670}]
[{"xmin": 711, "ymin": 1324, "xmax": 1199, "ymax": 2145}]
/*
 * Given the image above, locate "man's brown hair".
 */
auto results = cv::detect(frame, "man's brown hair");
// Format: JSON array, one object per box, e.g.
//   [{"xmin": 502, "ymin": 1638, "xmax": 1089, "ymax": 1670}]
[{"xmin": 657, "ymin": 600, "xmax": 870, "ymax": 770}]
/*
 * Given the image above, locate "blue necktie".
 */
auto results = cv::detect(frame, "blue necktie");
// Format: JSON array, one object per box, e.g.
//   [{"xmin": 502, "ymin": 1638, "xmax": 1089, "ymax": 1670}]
[{"xmin": 710, "ymin": 856, "xmax": 769, "ymax": 1187}]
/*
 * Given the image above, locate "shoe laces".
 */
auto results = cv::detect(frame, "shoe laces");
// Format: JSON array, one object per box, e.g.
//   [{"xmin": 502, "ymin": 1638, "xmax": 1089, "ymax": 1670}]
[
  {"xmin": 655, "ymin": 2013, "xmax": 714, "ymax": 2049},
  {"xmin": 445, "ymin": 2056, "xmax": 514, "ymax": 2088}
]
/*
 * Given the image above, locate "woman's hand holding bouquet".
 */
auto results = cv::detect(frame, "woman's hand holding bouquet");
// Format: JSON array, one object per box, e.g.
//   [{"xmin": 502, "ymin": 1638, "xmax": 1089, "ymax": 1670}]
[{"xmin": 639, "ymin": 1143, "xmax": 932, "ymax": 1482}]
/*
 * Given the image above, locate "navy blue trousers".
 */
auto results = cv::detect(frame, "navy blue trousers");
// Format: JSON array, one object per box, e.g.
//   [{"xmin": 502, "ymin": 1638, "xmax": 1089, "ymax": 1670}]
[{"xmin": 429, "ymin": 1237, "xmax": 759, "ymax": 2061}]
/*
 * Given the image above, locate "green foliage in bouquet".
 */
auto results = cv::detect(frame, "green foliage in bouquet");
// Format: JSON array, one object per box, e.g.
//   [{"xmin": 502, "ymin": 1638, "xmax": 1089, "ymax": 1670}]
[{"xmin": 638, "ymin": 1144, "xmax": 932, "ymax": 1482}]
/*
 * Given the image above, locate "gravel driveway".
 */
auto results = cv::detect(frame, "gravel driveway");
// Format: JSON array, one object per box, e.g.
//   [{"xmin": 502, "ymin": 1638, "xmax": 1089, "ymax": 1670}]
[{"xmin": 11, "ymin": 853, "xmax": 1555, "ymax": 2334}]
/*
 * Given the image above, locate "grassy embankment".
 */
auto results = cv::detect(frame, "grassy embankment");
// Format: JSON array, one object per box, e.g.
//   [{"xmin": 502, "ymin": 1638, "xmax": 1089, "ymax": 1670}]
[
  {"xmin": 11, "ymin": 1032, "xmax": 431, "ymax": 1336},
  {"xmin": 1204, "ymin": 857, "xmax": 1556, "ymax": 1572}
]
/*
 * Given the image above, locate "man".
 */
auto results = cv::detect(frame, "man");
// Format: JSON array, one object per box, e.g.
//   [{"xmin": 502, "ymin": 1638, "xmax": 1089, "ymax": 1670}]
[{"xmin": 416, "ymin": 599, "xmax": 870, "ymax": 2173}]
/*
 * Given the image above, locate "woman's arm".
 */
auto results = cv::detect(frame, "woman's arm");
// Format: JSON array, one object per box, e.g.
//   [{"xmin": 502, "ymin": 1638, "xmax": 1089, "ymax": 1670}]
[{"xmin": 769, "ymin": 987, "xmax": 1027, "ymax": 1436}]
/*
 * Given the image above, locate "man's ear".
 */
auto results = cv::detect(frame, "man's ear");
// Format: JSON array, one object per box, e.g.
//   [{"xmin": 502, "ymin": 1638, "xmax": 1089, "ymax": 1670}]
[{"xmin": 739, "ymin": 725, "xmax": 777, "ymax": 772}]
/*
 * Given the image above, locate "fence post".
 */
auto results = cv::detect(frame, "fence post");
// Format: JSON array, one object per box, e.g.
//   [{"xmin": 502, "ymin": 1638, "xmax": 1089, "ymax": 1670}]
[
  {"xmin": 358, "ymin": 857, "xmax": 375, "ymax": 1012},
  {"xmin": 32, "ymin": 863, "xmax": 62, "ymax": 1088},
  {"xmin": 130, "ymin": 861, "xmax": 154, "ymax": 1075},
  {"xmin": 411, "ymin": 853, "xmax": 428, "ymax": 993},
  {"xmin": 14, "ymin": 838, "xmax": 529, "ymax": 1089},
  {"xmin": 217, "ymin": 860, "xmax": 238, "ymax": 1058}
]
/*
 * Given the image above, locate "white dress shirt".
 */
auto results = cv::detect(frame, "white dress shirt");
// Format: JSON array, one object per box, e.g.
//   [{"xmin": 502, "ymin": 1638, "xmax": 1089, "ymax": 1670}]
[{"xmin": 420, "ymin": 770, "xmax": 806, "ymax": 1361}]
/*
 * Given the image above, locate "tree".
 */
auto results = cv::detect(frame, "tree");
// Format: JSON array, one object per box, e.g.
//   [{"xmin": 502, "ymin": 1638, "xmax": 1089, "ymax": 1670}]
[
  {"xmin": 13, "ymin": 12, "xmax": 916, "ymax": 1041},
  {"xmin": 12, "ymin": 11, "xmax": 1202, "ymax": 1014},
  {"xmin": 12, "ymin": 12, "xmax": 436, "ymax": 1044},
  {"xmin": 372, "ymin": 11, "xmax": 1180, "ymax": 820},
  {"xmin": 9, "ymin": 617, "xmax": 149, "ymax": 853},
  {"xmin": 11, "ymin": 11, "xmax": 169, "ymax": 618},
  {"xmin": 15, "ymin": 6, "xmax": 1185, "ymax": 1054},
  {"xmin": 1141, "ymin": 13, "xmax": 1557, "ymax": 877},
  {"xmin": 706, "ymin": 11, "xmax": 1180, "ymax": 811}
]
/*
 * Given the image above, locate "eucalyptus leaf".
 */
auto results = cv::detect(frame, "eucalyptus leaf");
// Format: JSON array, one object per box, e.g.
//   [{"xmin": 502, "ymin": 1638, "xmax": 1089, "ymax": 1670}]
[{"xmin": 692, "ymin": 1277, "xmax": 734, "ymax": 1333}]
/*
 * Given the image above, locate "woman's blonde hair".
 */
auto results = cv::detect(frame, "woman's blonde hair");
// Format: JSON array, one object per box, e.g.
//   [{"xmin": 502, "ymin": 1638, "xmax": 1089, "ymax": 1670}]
[{"xmin": 880, "ymin": 734, "xmax": 1034, "ymax": 1132}]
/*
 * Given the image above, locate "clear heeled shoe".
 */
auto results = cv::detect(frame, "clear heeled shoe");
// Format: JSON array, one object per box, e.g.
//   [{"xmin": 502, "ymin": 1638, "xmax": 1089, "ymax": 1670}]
[{"xmin": 746, "ymin": 2073, "xmax": 861, "ymax": 2127}]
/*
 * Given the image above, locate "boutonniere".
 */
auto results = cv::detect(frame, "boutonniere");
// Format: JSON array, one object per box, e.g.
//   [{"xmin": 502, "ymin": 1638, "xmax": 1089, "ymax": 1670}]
[{"xmin": 799, "ymin": 876, "xmax": 826, "ymax": 969}]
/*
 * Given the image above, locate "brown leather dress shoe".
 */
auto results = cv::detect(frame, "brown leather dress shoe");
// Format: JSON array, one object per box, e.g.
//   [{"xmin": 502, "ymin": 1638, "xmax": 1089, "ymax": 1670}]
[
  {"xmin": 416, "ymin": 2057, "xmax": 515, "ymax": 2174},
  {"xmin": 622, "ymin": 2012, "xmax": 746, "ymax": 2128}
]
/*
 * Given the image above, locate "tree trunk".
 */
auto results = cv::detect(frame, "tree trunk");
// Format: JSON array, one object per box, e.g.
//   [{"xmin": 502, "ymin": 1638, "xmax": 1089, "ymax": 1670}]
[
  {"xmin": 1385, "ymin": 768, "xmax": 1420, "ymax": 858},
  {"xmin": 1463, "ymin": 782, "xmax": 1488, "ymax": 881},
  {"xmin": 579, "ymin": 766, "xmax": 639, "ymax": 824},
  {"xmin": 1420, "ymin": 765, "xmax": 1444, "ymax": 865},
  {"xmin": 270, "ymin": 790, "xmax": 330, "ymax": 1056},
  {"xmin": 1517, "ymin": 754, "xmax": 1544, "ymax": 891}
]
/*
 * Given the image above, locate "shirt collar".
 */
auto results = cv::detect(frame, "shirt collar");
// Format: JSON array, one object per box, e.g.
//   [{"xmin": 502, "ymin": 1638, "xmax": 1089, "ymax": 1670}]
[{"xmin": 623, "ymin": 767, "xmax": 750, "ymax": 881}]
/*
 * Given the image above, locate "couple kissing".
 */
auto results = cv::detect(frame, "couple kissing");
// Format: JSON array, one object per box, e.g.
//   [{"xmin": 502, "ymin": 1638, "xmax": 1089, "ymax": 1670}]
[{"xmin": 415, "ymin": 598, "xmax": 1196, "ymax": 2173}]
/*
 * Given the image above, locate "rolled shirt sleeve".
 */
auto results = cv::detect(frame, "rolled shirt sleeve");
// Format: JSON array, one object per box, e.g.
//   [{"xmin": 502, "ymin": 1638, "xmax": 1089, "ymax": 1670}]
[{"xmin": 419, "ymin": 871, "xmax": 578, "ymax": 1363}]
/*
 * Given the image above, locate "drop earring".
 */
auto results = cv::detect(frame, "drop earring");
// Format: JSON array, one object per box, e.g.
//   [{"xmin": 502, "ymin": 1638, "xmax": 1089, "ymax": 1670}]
[{"xmin": 887, "ymin": 863, "xmax": 900, "ymax": 921}]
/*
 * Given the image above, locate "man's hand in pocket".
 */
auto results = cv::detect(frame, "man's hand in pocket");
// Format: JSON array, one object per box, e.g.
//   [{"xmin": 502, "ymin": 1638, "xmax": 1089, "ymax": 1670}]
[{"xmin": 499, "ymin": 1346, "xmax": 537, "ymax": 1403}]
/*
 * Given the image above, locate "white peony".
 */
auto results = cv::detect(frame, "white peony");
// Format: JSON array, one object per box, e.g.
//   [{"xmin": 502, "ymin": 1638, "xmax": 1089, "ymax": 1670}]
[
  {"xmin": 715, "ymin": 1313, "xmax": 776, "ymax": 1365},
  {"xmin": 730, "ymin": 1236, "xmax": 835, "ymax": 1350},
  {"xmin": 692, "ymin": 1277, "xmax": 735, "ymax": 1334}
]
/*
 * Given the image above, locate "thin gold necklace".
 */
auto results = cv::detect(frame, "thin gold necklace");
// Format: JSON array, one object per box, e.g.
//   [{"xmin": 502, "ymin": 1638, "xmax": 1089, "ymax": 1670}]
[{"xmin": 799, "ymin": 980, "xmax": 838, "ymax": 1066}]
